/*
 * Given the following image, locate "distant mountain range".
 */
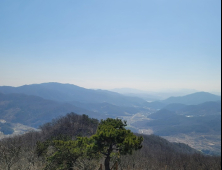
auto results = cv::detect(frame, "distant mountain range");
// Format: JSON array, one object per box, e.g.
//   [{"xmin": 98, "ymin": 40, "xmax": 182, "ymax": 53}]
[
  {"xmin": 0, "ymin": 83, "xmax": 146, "ymax": 107},
  {"xmin": 161, "ymin": 92, "xmax": 221, "ymax": 105},
  {"xmin": 0, "ymin": 82, "xmax": 221, "ymax": 155},
  {"xmin": 0, "ymin": 83, "xmax": 221, "ymax": 132},
  {"xmin": 111, "ymin": 88, "xmax": 200, "ymax": 100},
  {"xmin": 0, "ymin": 83, "xmax": 220, "ymax": 107},
  {"xmin": 0, "ymin": 90, "xmax": 148, "ymax": 128},
  {"xmin": 144, "ymin": 92, "xmax": 221, "ymax": 109}
]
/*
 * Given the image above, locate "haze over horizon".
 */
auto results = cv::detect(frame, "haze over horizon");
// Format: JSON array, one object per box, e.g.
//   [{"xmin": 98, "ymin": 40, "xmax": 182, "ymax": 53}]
[
  {"xmin": 0, "ymin": 82, "xmax": 221, "ymax": 97},
  {"xmin": 0, "ymin": 0, "xmax": 221, "ymax": 93}
]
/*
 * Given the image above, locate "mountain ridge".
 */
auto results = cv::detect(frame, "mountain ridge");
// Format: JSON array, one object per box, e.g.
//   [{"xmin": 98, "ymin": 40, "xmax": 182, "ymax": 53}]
[
  {"xmin": 0, "ymin": 82, "xmax": 146, "ymax": 107},
  {"xmin": 162, "ymin": 91, "xmax": 221, "ymax": 105}
]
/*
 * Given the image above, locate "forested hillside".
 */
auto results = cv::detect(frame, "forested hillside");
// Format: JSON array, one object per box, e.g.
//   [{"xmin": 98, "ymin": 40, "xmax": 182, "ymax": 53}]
[
  {"xmin": 0, "ymin": 92, "xmax": 104, "ymax": 128},
  {"xmin": 0, "ymin": 113, "xmax": 220, "ymax": 170}
]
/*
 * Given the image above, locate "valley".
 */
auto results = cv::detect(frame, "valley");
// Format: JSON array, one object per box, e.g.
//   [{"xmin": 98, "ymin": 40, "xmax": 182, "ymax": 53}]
[
  {"xmin": 0, "ymin": 122, "xmax": 37, "ymax": 140},
  {"xmin": 163, "ymin": 133, "xmax": 221, "ymax": 155},
  {"xmin": 0, "ymin": 83, "xmax": 221, "ymax": 155},
  {"xmin": 117, "ymin": 111, "xmax": 221, "ymax": 155}
]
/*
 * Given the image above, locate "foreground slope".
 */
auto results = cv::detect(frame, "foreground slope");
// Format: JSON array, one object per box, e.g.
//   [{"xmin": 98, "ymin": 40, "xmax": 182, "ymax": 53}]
[{"xmin": 0, "ymin": 113, "xmax": 220, "ymax": 170}]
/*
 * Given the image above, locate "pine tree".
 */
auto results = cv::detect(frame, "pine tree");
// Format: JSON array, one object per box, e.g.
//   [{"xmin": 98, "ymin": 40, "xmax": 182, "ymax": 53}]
[
  {"xmin": 87, "ymin": 118, "xmax": 143, "ymax": 170},
  {"xmin": 37, "ymin": 118, "xmax": 143, "ymax": 170}
]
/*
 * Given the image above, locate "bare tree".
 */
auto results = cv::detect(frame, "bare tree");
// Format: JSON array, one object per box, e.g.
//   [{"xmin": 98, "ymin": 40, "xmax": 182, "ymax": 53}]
[{"xmin": 0, "ymin": 139, "xmax": 21, "ymax": 170}]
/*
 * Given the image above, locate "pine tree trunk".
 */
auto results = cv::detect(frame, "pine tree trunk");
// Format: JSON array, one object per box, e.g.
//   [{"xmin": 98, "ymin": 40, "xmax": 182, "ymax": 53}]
[{"xmin": 105, "ymin": 156, "xmax": 111, "ymax": 170}]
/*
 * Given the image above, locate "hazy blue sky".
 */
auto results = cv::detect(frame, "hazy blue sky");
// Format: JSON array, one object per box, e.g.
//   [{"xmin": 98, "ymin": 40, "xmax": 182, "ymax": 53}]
[{"xmin": 0, "ymin": 0, "xmax": 221, "ymax": 92}]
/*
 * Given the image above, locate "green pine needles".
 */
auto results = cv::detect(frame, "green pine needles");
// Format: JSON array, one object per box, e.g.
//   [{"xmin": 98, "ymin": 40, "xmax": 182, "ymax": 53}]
[
  {"xmin": 36, "ymin": 118, "xmax": 143, "ymax": 170},
  {"xmin": 89, "ymin": 118, "xmax": 143, "ymax": 170}
]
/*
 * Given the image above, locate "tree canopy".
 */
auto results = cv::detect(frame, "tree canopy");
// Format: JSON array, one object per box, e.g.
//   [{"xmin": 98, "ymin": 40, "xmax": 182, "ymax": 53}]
[
  {"xmin": 88, "ymin": 118, "xmax": 143, "ymax": 170},
  {"xmin": 37, "ymin": 118, "xmax": 143, "ymax": 170}
]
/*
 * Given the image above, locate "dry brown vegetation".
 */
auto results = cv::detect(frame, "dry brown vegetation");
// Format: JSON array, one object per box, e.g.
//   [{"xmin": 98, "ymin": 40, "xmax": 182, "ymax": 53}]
[{"xmin": 0, "ymin": 113, "xmax": 221, "ymax": 170}]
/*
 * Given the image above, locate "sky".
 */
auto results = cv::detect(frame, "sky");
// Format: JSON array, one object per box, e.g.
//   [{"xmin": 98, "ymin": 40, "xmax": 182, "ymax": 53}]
[{"xmin": 0, "ymin": 0, "xmax": 221, "ymax": 92}]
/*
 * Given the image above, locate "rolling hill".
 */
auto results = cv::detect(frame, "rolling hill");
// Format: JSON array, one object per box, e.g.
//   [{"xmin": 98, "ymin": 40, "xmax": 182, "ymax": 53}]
[
  {"xmin": 178, "ymin": 101, "xmax": 221, "ymax": 116},
  {"xmin": 0, "ymin": 92, "xmax": 104, "ymax": 128},
  {"xmin": 71, "ymin": 101, "xmax": 148, "ymax": 117},
  {"xmin": 162, "ymin": 92, "xmax": 221, "ymax": 105},
  {"xmin": 143, "ymin": 92, "xmax": 221, "ymax": 110},
  {"xmin": 162, "ymin": 101, "xmax": 221, "ymax": 116}
]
